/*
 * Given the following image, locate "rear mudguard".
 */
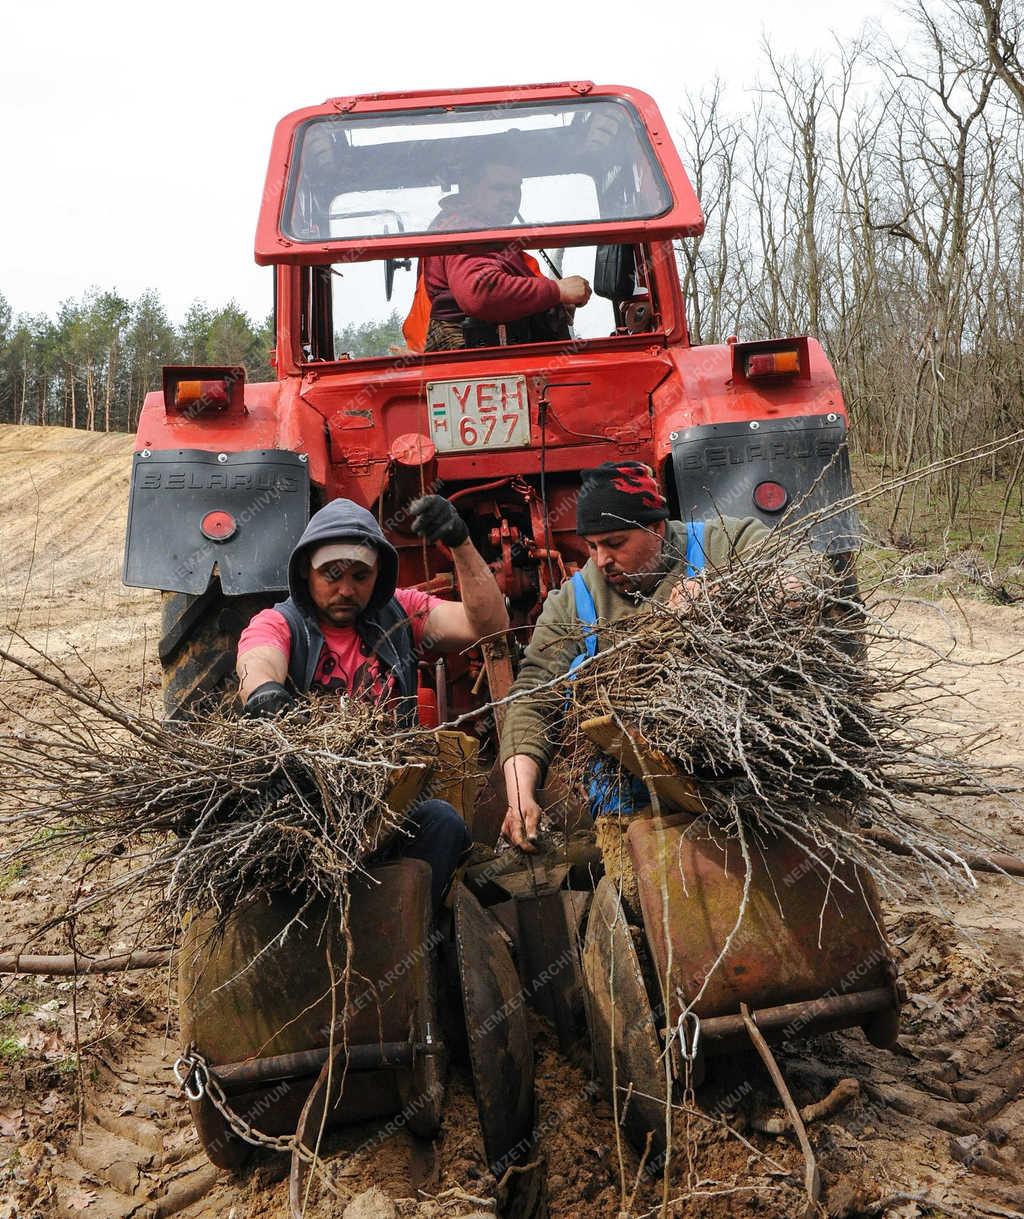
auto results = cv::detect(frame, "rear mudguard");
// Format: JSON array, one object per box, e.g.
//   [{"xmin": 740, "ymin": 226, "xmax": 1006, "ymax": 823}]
[
  {"xmin": 669, "ymin": 414, "xmax": 858, "ymax": 554},
  {"xmin": 123, "ymin": 448, "xmax": 310, "ymax": 595}
]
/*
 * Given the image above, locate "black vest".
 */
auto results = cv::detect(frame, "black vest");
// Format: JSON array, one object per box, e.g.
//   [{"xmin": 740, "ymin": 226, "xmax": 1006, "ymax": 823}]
[
  {"xmin": 426, "ymin": 307, "xmax": 572, "ymax": 351},
  {"xmin": 272, "ymin": 595, "xmax": 418, "ymax": 728}
]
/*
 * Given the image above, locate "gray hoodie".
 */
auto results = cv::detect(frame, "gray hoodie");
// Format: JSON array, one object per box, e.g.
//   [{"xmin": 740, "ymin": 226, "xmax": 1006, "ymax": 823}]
[
  {"xmin": 272, "ymin": 499, "xmax": 417, "ymax": 722},
  {"xmin": 285, "ymin": 499, "xmax": 400, "ymax": 613}
]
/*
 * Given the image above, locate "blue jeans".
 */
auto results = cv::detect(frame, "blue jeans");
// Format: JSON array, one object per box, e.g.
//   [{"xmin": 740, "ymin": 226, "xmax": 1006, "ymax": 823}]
[
  {"xmin": 587, "ymin": 755, "xmax": 649, "ymax": 818},
  {"xmin": 390, "ymin": 799, "xmax": 472, "ymax": 910}
]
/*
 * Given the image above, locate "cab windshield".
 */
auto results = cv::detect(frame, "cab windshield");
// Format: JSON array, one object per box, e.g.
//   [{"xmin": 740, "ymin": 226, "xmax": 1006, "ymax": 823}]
[{"xmin": 283, "ymin": 98, "xmax": 672, "ymax": 243}]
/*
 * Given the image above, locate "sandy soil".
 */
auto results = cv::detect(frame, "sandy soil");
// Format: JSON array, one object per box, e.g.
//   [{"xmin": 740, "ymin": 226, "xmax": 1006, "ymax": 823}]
[
  {"xmin": 0, "ymin": 426, "xmax": 161, "ymax": 707},
  {"xmin": 1, "ymin": 425, "xmax": 1022, "ymax": 1219}
]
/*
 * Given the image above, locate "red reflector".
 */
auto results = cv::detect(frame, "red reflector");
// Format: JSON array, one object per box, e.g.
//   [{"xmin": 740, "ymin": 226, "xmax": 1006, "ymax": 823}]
[
  {"xmin": 200, "ymin": 510, "xmax": 237, "ymax": 541},
  {"xmin": 391, "ymin": 432, "xmax": 437, "ymax": 467},
  {"xmin": 753, "ymin": 481, "xmax": 788, "ymax": 513},
  {"xmin": 745, "ymin": 350, "xmax": 800, "ymax": 378}
]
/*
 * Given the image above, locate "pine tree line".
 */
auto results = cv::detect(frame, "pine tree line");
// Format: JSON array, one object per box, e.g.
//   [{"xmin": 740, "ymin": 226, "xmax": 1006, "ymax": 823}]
[
  {"xmin": 0, "ymin": 291, "xmax": 275, "ymax": 434},
  {"xmin": 0, "ymin": 291, "xmax": 409, "ymax": 434}
]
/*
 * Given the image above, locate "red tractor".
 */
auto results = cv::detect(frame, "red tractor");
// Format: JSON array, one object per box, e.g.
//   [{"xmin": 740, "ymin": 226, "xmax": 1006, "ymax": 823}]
[
  {"xmin": 124, "ymin": 80, "xmax": 857, "ymax": 721},
  {"xmin": 126, "ymin": 83, "xmax": 895, "ymax": 1214}
]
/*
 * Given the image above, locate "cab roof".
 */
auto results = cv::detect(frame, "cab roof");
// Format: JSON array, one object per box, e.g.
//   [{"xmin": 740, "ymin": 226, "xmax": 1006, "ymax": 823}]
[{"xmin": 255, "ymin": 82, "xmax": 704, "ymax": 266}]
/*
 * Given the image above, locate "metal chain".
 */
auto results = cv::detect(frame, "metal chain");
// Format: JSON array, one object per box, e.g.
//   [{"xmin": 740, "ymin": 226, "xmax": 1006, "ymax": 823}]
[
  {"xmin": 173, "ymin": 1047, "xmax": 325, "ymax": 1167},
  {"xmin": 675, "ymin": 1009, "xmax": 701, "ymax": 1192}
]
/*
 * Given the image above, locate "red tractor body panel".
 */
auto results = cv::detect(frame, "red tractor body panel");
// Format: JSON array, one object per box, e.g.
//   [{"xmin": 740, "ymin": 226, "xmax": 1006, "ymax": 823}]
[
  {"xmin": 655, "ymin": 337, "xmax": 846, "ymax": 456},
  {"xmin": 134, "ymin": 374, "xmax": 332, "ymax": 490}
]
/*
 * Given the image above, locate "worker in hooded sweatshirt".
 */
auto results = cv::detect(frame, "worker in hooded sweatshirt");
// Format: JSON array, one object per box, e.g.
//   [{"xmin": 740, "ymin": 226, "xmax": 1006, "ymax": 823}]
[{"xmin": 235, "ymin": 494, "xmax": 508, "ymax": 908}]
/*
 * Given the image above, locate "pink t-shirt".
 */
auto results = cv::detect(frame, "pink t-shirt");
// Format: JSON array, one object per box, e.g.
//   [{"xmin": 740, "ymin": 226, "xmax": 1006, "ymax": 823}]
[{"xmin": 238, "ymin": 587, "xmax": 444, "ymax": 700}]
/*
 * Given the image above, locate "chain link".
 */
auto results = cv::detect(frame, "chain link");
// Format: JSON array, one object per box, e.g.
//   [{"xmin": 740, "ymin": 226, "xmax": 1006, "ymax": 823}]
[
  {"xmin": 173, "ymin": 1046, "xmax": 329, "ymax": 1168},
  {"xmin": 675, "ymin": 1009, "xmax": 700, "ymax": 1191}
]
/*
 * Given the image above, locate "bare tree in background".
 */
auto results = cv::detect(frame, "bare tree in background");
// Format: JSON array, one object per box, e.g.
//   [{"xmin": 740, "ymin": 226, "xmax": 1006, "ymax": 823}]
[
  {"xmin": 675, "ymin": 81, "xmax": 744, "ymax": 344},
  {"xmin": 675, "ymin": 0, "xmax": 1024, "ymax": 548}
]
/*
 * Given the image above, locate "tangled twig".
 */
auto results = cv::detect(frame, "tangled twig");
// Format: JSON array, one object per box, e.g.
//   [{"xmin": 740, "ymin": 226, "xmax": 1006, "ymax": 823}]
[
  {"xmin": 0, "ymin": 640, "xmax": 436, "ymax": 941},
  {"xmin": 556, "ymin": 525, "xmax": 1023, "ymax": 903}
]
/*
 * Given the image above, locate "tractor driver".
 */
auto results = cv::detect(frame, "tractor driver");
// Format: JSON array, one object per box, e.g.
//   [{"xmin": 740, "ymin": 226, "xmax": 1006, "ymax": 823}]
[
  {"xmin": 236, "ymin": 494, "xmax": 509, "ymax": 908},
  {"xmin": 403, "ymin": 146, "xmax": 593, "ymax": 352},
  {"xmin": 498, "ymin": 462, "xmax": 780, "ymax": 851}
]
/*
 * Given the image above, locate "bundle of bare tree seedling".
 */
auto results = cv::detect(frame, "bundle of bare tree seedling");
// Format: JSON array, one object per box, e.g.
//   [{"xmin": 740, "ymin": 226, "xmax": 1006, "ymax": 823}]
[
  {"xmin": 563, "ymin": 529, "xmax": 1021, "ymax": 898},
  {"xmin": 0, "ymin": 645, "xmax": 434, "ymax": 936}
]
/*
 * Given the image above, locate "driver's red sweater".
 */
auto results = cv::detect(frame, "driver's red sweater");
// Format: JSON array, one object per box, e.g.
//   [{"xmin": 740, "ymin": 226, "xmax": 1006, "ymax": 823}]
[{"xmin": 423, "ymin": 247, "xmax": 560, "ymax": 323}]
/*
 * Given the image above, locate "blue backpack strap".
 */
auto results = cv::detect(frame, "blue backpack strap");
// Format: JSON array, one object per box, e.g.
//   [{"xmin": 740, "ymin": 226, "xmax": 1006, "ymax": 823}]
[
  {"xmin": 685, "ymin": 520, "xmax": 707, "ymax": 578},
  {"xmin": 564, "ymin": 570, "xmax": 647, "ymax": 816},
  {"xmin": 567, "ymin": 570, "xmax": 598, "ymax": 675}
]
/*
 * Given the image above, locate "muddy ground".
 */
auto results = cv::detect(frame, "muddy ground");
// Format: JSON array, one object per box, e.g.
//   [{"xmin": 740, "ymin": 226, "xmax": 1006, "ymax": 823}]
[{"xmin": 0, "ymin": 425, "xmax": 1022, "ymax": 1219}]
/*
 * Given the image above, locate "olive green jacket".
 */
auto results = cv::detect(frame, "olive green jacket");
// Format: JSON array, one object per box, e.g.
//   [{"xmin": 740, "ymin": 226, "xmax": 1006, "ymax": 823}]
[{"xmin": 498, "ymin": 516, "xmax": 772, "ymax": 780}]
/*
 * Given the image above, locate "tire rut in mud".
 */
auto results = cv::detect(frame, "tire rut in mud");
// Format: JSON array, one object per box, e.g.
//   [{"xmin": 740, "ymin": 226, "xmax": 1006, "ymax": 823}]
[{"xmin": 43, "ymin": 1034, "xmax": 225, "ymax": 1219}]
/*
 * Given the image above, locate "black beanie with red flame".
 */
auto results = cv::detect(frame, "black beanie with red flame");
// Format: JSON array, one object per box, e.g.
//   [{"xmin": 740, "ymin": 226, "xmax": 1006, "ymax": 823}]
[{"xmin": 576, "ymin": 461, "xmax": 669, "ymax": 535}]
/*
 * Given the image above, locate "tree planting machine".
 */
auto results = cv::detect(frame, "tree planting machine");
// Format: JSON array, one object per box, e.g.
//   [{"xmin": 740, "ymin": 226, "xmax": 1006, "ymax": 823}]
[{"xmin": 125, "ymin": 82, "xmax": 901, "ymax": 1217}]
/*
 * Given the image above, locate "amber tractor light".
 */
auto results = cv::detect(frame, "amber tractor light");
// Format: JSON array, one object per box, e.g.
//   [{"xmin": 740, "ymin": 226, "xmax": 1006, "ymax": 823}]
[
  {"xmin": 200, "ymin": 510, "xmax": 238, "ymax": 542},
  {"xmin": 753, "ymin": 480, "xmax": 789, "ymax": 513},
  {"xmin": 162, "ymin": 365, "xmax": 246, "ymax": 416},
  {"xmin": 175, "ymin": 379, "xmax": 231, "ymax": 411},
  {"xmin": 744, "ymin": 350, "xmax": 801, "ymax": 378}
]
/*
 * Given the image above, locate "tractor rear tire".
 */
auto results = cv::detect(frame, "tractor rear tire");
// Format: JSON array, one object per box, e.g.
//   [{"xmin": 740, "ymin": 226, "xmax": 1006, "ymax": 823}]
[{"xmin": 159, "ymin": 579, "xmax": 275, "ymax": 719}]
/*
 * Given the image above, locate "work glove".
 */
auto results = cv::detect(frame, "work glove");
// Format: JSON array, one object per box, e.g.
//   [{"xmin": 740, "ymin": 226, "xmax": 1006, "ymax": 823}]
[
  {"xmin": 409, "ymin": 495, "xmax": 469, "ymax": 548},
  {"xmin": 243, "ymin": 681, "xmax": 297, "ymax": 719}
]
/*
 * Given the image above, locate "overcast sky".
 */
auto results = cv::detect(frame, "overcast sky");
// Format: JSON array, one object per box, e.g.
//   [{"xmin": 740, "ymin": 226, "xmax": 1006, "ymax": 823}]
[{"xmin": 2, "ymin": 0, "xmax": 901, "ymax": 326}]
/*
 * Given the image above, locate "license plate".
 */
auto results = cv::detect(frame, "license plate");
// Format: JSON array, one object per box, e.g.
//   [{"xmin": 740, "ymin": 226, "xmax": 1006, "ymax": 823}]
[{"xmin": 426, "ymin": 376, "xmax": 531, "ymax": 453}]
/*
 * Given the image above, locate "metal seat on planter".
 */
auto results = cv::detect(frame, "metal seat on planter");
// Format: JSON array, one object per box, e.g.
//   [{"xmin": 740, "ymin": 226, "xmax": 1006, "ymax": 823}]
[{"xmin": 177, "ymin": 859, "xmax": 444, "ymax": 1174}]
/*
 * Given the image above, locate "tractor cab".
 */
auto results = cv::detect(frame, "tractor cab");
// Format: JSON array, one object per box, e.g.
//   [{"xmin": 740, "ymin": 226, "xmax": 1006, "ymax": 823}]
[{"xmin": 256, "ymin": 85, "xmax": 703, "ymax": 359}]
